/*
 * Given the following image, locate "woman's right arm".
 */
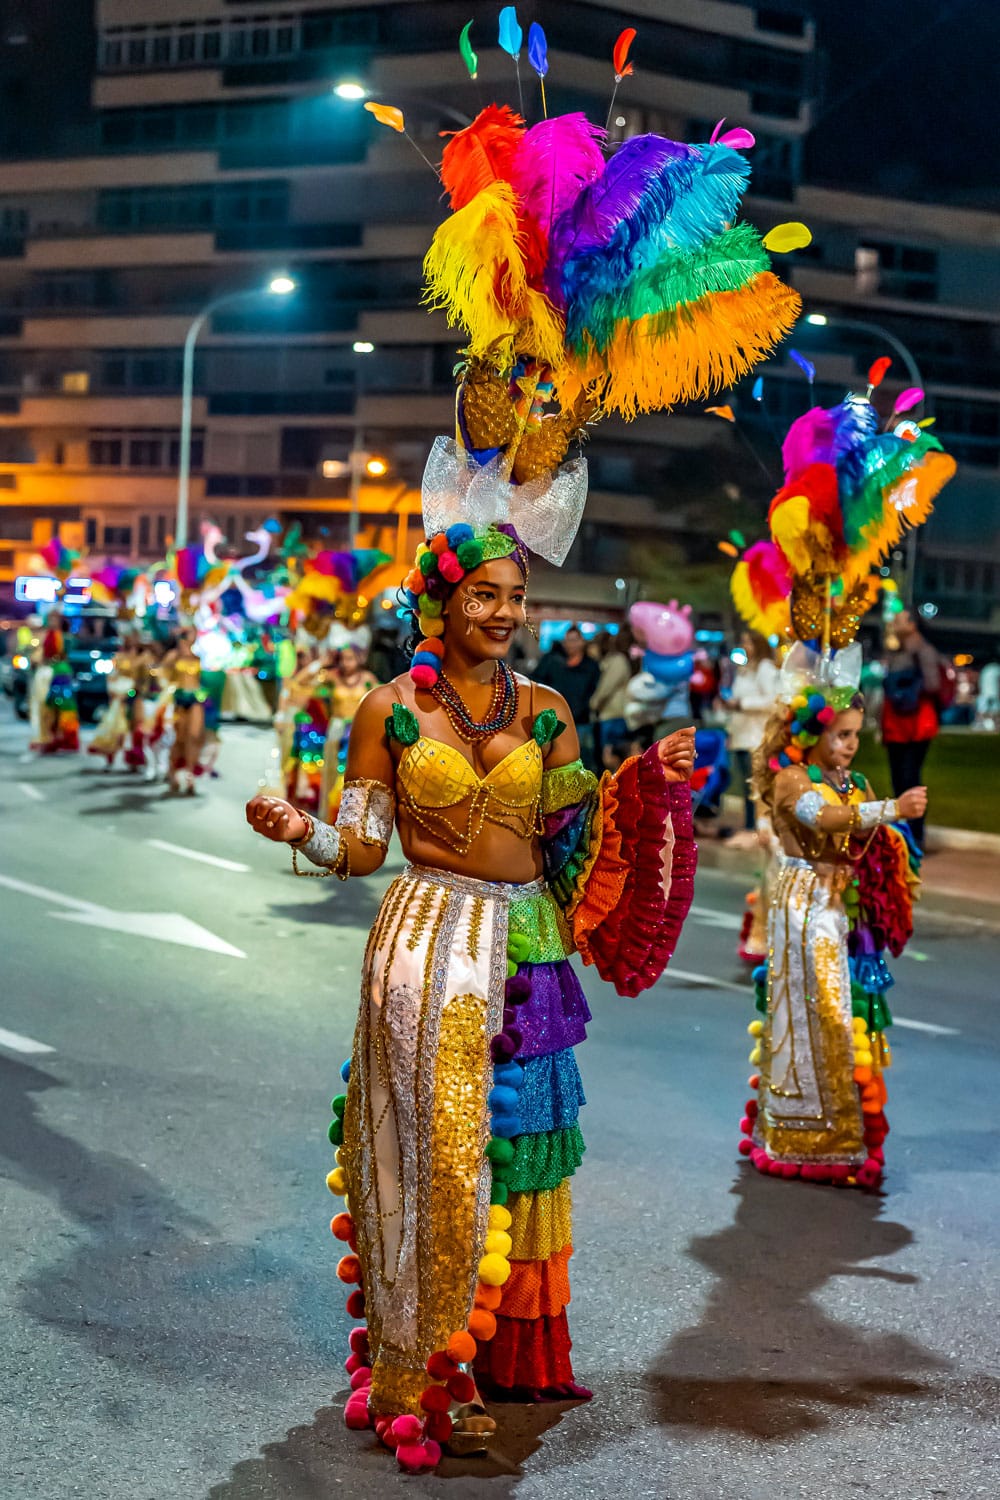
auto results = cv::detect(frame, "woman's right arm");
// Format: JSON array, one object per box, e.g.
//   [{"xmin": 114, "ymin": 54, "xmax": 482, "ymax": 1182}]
[{"xmin": 246, "ymin": 684, "xmax": 397, "ymax": 879}]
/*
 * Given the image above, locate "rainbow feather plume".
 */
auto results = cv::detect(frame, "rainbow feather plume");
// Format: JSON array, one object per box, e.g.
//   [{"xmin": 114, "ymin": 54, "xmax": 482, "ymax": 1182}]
[
  {"xmin": 509, "ymin": 113, "xmax": 605, "ymax": 245},
  {"xmin": 731, "ymin": 540, "xmax": 791, "ymax": 636}
]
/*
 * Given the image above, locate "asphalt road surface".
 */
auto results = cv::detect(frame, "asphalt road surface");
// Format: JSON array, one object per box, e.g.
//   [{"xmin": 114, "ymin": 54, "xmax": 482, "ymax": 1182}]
[{"xmin": 0, "ymin": 701, "xmax": 997, "ymax": 1500}]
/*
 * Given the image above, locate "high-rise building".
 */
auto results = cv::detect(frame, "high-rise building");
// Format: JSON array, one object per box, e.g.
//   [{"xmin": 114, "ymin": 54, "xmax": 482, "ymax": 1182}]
[{"xmin": 0, "ymin": 2, "xmax": 995, "ymax": 639}]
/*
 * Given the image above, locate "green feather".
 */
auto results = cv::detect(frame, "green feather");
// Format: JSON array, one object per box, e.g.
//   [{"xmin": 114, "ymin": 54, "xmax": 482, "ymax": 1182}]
[{"xmin": 574, "ymin": 222, "xmax": 769, "ymax": 354}]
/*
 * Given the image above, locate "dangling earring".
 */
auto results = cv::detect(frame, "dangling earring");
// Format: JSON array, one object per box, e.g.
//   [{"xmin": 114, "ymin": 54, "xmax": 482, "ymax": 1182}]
[
  {"xmin": 465, "ymin": 617, "xmax": 475, "ymax": 635},
  {"xmin": 525, "ymin": 614, "xmax": 539, "ymax": 640}
]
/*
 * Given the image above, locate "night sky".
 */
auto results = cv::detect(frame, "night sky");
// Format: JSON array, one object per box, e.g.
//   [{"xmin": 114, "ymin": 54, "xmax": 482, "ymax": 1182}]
[{"xmin": 805, "ymin": 0, "xmax": 995, "ymax": 206}]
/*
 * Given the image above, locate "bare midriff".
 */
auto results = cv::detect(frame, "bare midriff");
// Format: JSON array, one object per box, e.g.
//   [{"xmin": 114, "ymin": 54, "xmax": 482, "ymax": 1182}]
[{"xmin": 397, "ymin": 811, "xmax": 544, "ymax": 886}]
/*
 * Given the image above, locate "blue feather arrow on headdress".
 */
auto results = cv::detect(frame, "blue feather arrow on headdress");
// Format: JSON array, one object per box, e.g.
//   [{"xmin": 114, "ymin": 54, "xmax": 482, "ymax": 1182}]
[
  {"xmin": 528, "ymin": 22, "xmax": 548, "ymax": 76},
  {"xmin": 499, "ymin": 6, "xmax": 522, "ymax": 57}
]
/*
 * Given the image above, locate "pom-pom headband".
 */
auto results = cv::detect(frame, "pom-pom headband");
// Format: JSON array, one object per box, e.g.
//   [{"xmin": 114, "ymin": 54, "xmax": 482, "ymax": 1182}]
[{"xmin": 403, "ymin": 521, "xmax": 528, "ymax": 686}]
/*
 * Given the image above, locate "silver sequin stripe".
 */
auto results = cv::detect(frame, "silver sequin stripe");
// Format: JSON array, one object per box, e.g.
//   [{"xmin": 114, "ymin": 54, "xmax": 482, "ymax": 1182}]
[
  {"xmin": 300, "ymin": 817, "xmax": 342, "ymax": 869},
  {"xmin": 795, "ymin": 792, "xmax": 900, "ymax": 829},
  {"xmin": 340, "ymin": 780, "xmax": 395, "ymax": 847},
  {"xmin": 403, "ymin": 861, "xmax": 547, "ymax": 902}
]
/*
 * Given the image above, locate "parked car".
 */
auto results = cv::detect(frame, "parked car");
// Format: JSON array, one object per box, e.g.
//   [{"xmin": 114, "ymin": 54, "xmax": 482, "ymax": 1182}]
[
  {"xmin": 0, "ymin": 622, "xmax": 36, "ymax": 719},
  {"xmin": 1, "ymin": 608, "xmax": 121, "ymax": 723}
]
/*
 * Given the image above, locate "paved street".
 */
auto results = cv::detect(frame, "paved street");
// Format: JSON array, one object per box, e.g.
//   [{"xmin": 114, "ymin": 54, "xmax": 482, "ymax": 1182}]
[{"xmin": 0, "ymin": 700, "xmax": 997, "ymax": 1500}]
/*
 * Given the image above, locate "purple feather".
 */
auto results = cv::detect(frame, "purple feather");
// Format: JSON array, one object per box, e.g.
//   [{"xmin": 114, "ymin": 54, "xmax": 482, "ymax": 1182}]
[
  {"xmin": 548, "ymin": 134, "xmax": 695, "ymax": 297},
  {"xmin": 510, "ymin": 113, "xmax": 605, "ymax": 242},
  {"xmin": 781, "ymin": 397, "xmax": 878, "ymax": 481}
]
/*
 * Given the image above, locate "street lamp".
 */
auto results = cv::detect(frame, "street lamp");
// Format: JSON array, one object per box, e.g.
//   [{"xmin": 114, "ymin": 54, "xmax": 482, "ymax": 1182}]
[
  {"xmin": 333, "ymin": 81, "xmax": 367, "ymax": 101},
  {"xmin": 800, "ymin": 311, "xmax": 926, "ymax": 605},
  {"xmin": 175, "ymin": 274, "xmax": 296, "ymax": 549},
  {"xmin": 348, "ymin": 340, "xmax": 378, "ymax": 546}
]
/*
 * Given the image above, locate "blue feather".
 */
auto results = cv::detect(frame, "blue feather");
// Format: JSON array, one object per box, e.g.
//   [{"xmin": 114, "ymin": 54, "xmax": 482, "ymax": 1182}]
[
  {"xmin": 752, "ymin": 376, "xmax": 764, "ymax": 401},
  {"xmin": 789, "ymin": 349, "xmax": 816, "ymax": 383},
  {"xmin": 528, "ymin": 22, "xmax": 548, "ymax": 77},
  {"xmin": 498, "ymin": 6, "xmax": 522, "ymax": 58}
]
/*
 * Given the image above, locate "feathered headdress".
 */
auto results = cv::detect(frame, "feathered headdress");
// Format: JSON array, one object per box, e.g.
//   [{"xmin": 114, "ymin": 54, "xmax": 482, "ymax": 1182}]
[
  {"xmin": 372, "ymin": 22, "xmax": 807, "ymax": 684},
  {"xmin": 732, "ymin": 388, "xmax": 956, "ymax": 651}
]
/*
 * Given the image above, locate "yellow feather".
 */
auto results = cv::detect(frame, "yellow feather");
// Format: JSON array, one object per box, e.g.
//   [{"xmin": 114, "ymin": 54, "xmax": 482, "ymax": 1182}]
[
  {"xmin": 841, "ymin": 452, "xmax": 957, "ymax": 588},
  {"xmin": 731, "ymin": 560, "xmax": 791, "ymax": 637},
  {"xmin": 422, "ymin": 182, "xmax": 527, "ymax": 357}
]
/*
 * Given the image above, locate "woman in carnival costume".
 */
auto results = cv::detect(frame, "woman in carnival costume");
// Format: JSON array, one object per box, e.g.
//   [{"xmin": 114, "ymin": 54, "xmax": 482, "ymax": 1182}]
[
  {"xmin": 160, "ymin": 626, "xmax": 209, "ymax": 795},
  {"xmin": 320, "ymin": 639, "xmax": 381, "ymax": 821},
  {"xmin": 246, "ymin": 33, "xmax": 802, "ymax": 1472},
  {"xmin": 731, "ymin": 374, "xmax": 956, "ymax": 1189},
  {"xmin": 31, "ymin": 610, "xmax": 80, "ymax": 755},
  {"xmin": 88, "ymin": 631, "xmax": 154, "ymax": 770}
]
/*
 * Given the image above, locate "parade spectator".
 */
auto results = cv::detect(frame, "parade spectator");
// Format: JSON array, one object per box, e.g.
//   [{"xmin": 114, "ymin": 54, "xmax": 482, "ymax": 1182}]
[
  {"xmin": 882, "ymin": 608, "xmax": 940, "ymax": 846},
  {"xmin": 590, "ymin": 626, "xmax": 635, "ymax": 760},
  {"xmin": 975, "ymin": 655, "xmax": 1000, "ymax": 730},
  {"xmin": 727, "ymin": 630, "xmax": 780, "ymax": 845},
  {"xmin": 534, "ymin": 624, "xmax": 600, "ymax": 768}
]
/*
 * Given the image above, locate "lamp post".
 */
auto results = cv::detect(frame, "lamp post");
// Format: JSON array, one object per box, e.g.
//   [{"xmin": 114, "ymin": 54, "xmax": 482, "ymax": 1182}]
[
  {"xmin": 803, "ymin": 312, "xmax": 926, "ymax": 605},
  {"xmin": 348, "ymin": 339, "xmax": 376, "ymax": 546},
  {"xmin": 175, "ymin": 274, "xmax": 296, "ymax": 549}
]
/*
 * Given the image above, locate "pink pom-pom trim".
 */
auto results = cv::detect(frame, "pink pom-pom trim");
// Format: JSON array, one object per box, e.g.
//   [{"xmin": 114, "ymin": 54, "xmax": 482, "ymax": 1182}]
[
  {"xmin": 738, "ymin": 1137, "xmax": 753, "ymax": 1157},
  {"xmin": 439, "ymin": 550, "xmax": 464, "ymax": 583},
  {"xmin": 410, "ymin": 663, "xmax": 439, "ymax": 688}
]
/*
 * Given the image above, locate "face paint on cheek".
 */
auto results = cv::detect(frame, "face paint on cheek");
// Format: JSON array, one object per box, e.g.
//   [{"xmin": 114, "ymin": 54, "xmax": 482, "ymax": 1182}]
[{"xmin": 460, "ymin": 588, "xmax": 487, "ymax": 636}]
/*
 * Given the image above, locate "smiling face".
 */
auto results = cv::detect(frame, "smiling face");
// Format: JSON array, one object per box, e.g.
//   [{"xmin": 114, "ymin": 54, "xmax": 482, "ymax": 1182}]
[
  {"xmin": 812, "ymin": 707, "xmax": 863, "ymax": 773},
  {"xmin": 443, "ymin": 556, "xmax": 526, "ymax": 663}
]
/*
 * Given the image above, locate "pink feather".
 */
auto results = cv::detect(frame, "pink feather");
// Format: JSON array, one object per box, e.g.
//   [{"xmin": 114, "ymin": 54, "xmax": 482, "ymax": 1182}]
[
  {"xmin": 893, "ymin": 386, "xmax": 924, "ymax": 413},
  {"xmin": 510, "ymin": 113, "xmax": 606, "ymax": 243},
  {"xmin": 745, "ymin": 539, "xmax": 791, "ymax": 606},
  {"xmin": 781, "ymin": 406, "xmax": 836, "ymax": 481},
  {"xmin": 717, "ymin": 127, "xmax": 755, "ymax": 150}
]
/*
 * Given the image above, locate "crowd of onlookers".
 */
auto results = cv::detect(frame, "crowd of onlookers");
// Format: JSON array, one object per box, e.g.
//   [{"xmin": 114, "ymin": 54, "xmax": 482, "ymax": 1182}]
[{"xmin": 519, "ymin": 612, "xmax": 1000, "ymax": 850}]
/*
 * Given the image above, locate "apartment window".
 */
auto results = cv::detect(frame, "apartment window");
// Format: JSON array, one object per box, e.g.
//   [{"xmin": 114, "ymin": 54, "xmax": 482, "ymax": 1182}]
[
  {"xmin": 168, "ymin": 434, "xmax": 204, "ymax": 469},
  {"xmin": 202, "ymin": 28, "xmax": 222, "ymax": 62},
  {"xmin": 156, "ymin": 513, "xmax": 169, "ymax": 548},
  {"xmin": 177, "ymin": 29, "xmax": 197, "ymax": 64},
  {"xmin": 60, "ymin": 371, "xmax": 90, "ymax": 395},
  {"xmin": 151, "ymin": 32, "xmax": 172, "ymax": 66},
  {"xmin": 103, "ymin": 524, "xmax": 133, "ymax": 549},
  {"xmin": 89, "ymin": 436, "xmax": 123, "ymax": 466},
  {"xmin": 856, "ymin": 241, "xmax": 939, "ymax": 302},
  {"xmin": 85, "ymin": 517, "xmax": 98, "ymax": 545},
  {"xmin": 138, "ymin": 514, "xmax": 150, "ymax": 550},
  {"xmin": 128, "ymin": 436, "xmax": 163, "ymax": 468}
]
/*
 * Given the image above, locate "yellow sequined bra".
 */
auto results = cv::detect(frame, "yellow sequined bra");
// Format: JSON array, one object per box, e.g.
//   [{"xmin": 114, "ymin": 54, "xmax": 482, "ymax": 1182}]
[{"xmin": 385, "ymin": 699, "xmax": 558, "ymax": 855}]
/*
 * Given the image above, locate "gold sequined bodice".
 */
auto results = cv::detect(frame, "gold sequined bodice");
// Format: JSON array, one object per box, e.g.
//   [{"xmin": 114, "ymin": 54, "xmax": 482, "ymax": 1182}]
[
  {"xmin": 396, "ymin": 735, "xmax": 543, "ymax": 854},
  {"xmin": 171, "ymin": 656, "xmax": 202, "ymax": 685}
]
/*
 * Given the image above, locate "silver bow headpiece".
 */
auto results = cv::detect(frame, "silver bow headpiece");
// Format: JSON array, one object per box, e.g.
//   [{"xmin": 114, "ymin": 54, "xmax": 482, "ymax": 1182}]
[
  {"xmin": 778, "ymin": 640, "xmax": 863, "ymax": 703},
  {"xmin": 421, "ymin": 436, "xmax": 588, "ymax": 567}
]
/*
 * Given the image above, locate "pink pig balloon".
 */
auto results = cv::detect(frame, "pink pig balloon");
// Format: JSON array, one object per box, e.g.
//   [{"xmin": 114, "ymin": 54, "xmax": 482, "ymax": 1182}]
[{"xmin": 629, "ymin": 599, "xmax": 694, "ymax": 657}]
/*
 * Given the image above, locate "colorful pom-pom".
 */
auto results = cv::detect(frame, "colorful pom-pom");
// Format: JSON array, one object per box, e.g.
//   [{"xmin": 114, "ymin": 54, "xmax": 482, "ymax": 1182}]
[
  {"xmin": 738, "ymin": 1137, "xmax": 754, "ymax": 1157},
  {"xmin": 345, "ymin": 1289, "xmax": 366, "ymax": 1318},
  {"xmin": 484, "ymin": 1229, "xmax": 512, "ymax": 1257},
  {"xmin": 506, "ymin": 931, "xmax": 532, "ymax": 963},
  {"xmin": 410, "ymin": 663, "xmax": 438, "ymax": 688},
  {"xmin": 456, "ymin": 539, "xmax": 484, "ymax": 571},
  {"xmin": 403, "ymin": 567, "xmax": 425, "ymax": 595},
  {"xmin": 429, "ymin": 532, "xmax": 449, "ymax": 556},
  {"xmin": 328, "ymin": 1166, "xmax": 347, "ymax": 1195},
  {"xmin": 349, "ymin": 1366, "xmax": 372, "ymax": 1391},
  {"xmin": 492, "ymin": 1062, "xmax": 524, "ymax": 1089},
  {"xmin": 488, "ymin": 1084, "xmax": 519, "ymax": 1114},
  {"xmin": 468, "ymin": 1307, "xmax": 497, "ymax": 1341},
  {"xmin": 396, "ymin": 1440, "xmax": 441, "ymax": 1474},
  {"xmin": 446, "ymin": 1329, "xmax": 478, "ymax": 1364},
  {"xmin": 420, "ymin": 615, "xmax": 445, "ymax": 638},
  {"xmin": 486, "ymin": 1135, "xmax": 515, "ymax": 1164},
  {"xmin": 505, "ymin": 974, "xmax": 531, "ymax": 1003},
  {"xmin": 446, "ymin": 523, "xmax": 474, "ymax": 547},
  {"xmin": 439, "ymin": 550, "xmax": 464, "ymax": 583},
  {"xmin": 447, "ymin": 1372, "xmax": 477, "ymax": 1404},
  {"xmin": 419, "ymin": 1384, "xmax": 452, "ymax": 1413},
  {"xmin": 739, "ymin": 1116, "xmax": 752, "ymax": 1136},
  {"xmin": 488, "ymin": 1204, "xmax": 513, "ymax": 1231},
  {"xmin": 392, "ymin": 1414, "xmax": 423, "ymax": 1444},
  {"xmin": 419, "ymin": 595, "xmax": 443, "ymax": 618},
  {"xmin": 418, "ymin": 550, "xmax": 438, "ymax": 577},
  {"xmin": 490, "ymin": 1114, "xmax": 520, "ymax": 1139},
  {"xmin": 747, "ymin": 1019, "xmax": 764, "ymax": 1037},
  {"xmin": 475, "ymin": 1282, "xmax": 504, "ymax": 1311},
  {"xmin": 478, "ymin": 1252, "xmax": 511, "ymax": 1287},
  {"xmin": 425, "ymin": 1410, "xmax": 453, "ymax": 1442},
  {"xmin": 490, "ymin": 1180, "xmax": 509, "ymax": 1205},
  {"xmin": 337, "ymin": 1254, "xmax": 362, "ymax": 1284},
  {"xmin": 340, "ymin": 1058, "xmax": 351, "ymax": 1082},
  {"xmin": 344, "ymin": 1393, "xmax": 372, "ymax": 1429},
  {"xmin": 348, "ymin": 1326, "xmax": 369, "ymax": 1355},
  {"xmin": 327, "ymin": 1118, "xmax": 343, "ymax": 1146},
  {"xmin": 426, "ymin": 1350, "xmax": 459, "ymax": 1382}
]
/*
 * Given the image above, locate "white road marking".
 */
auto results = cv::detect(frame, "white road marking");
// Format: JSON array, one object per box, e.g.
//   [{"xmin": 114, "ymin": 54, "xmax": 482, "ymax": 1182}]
[
  {"xmin": 892, "ymin": 1016, "xmax": 958, "ymax": 1037},
  {"xmin": 0, "ymin": 872, "xmax": 245, "ymax": 959},
  {"xmin": 667, "ymin": 967, "xmax": 748, "ymax": 993},
  {"xmin": 0, "ymin": 1026, "xmax": 55, "ymax": 1055},
  {"xmin": 16, "ymin": 781, "xmax": 44, "ymax": 802},
  {"xmin": 145, "ymin": 838, "xmax": 250, "ymax": 873},
  {"xmin": 689, "ymin": 904, "xmax": 742, "ymax": 931}
]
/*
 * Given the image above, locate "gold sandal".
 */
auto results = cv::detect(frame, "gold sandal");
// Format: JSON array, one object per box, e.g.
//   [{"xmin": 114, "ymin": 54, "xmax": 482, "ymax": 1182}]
[{"xmin": 444, "ymin": 1401, "xmax": 497, "ymax": 1457}]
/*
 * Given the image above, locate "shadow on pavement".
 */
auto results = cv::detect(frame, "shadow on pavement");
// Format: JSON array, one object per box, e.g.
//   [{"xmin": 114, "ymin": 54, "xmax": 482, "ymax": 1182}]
[
  {"xmin": 0, "ymin": 1054, "xmax": 338, "ymax": 1389},
  {"xmin": 206, "ymin": 1397, "xmax": 568, "ymax": 1499},
  {"xmin": 648, "ymin": 1167, "xmax": 945, "ymax": 1439}
]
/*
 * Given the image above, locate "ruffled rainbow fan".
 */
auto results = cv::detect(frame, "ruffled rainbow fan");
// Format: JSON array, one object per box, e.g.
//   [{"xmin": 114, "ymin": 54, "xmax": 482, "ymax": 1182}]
[
  {"xmin": 732, "ymin": 389, "xmax": 956, "ymax": 645},
  {"xmin": 423, "ymin": 106, "xmax": 803, "ymax": 425}
]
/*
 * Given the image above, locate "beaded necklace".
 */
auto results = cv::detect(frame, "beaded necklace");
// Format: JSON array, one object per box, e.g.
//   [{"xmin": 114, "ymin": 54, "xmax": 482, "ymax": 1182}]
[{"xmin": 430, "ymin": 661, "xmax": 518, "ymax": 743}]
